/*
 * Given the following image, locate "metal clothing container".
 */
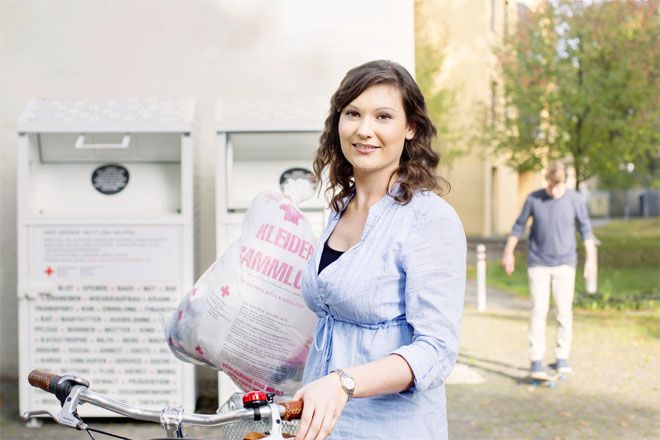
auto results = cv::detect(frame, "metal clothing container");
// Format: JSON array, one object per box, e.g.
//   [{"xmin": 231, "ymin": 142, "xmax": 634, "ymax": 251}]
[{"xmin": 17, "ymin": 98, "xmax": 196, "ymax": 417}]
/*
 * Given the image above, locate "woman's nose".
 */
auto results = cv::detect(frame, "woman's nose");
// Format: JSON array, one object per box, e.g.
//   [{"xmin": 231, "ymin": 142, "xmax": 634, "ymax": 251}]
[{"xmin": 356, "ymin": 117, "xmax": 373, "ymax": 139}]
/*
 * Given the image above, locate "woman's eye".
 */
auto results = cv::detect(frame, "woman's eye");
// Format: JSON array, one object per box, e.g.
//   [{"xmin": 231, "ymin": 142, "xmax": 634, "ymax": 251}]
[
  {"xmin": 345, "ymin": 111, "xmax": 359, "ymax": 118},
  {"xmin": 376, "ymin": 113, "xmax": 392, "ymax": 120}
]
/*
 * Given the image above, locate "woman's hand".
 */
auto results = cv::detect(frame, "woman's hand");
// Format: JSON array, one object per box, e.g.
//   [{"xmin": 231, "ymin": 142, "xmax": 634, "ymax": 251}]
[{"xmin": 293, "ymin": 373, "xmax": 348, "ymax": 440}]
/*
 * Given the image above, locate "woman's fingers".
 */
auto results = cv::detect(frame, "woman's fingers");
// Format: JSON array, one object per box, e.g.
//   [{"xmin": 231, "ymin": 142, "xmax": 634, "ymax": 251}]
[
  {"xmin": 295, "ymin": 402, "xmax": 315, "ymax": 440},
  {"xmin": 316, "ymin": 411, "xmax": 339, "ymax": 440},
  {"xmin": 292, "ymin": 385, "xmax": 307, "ymax": 401},
  {"xmin": 294, "ymin": 374, "xmax": 347, "ymax": 439},
  {"xmin": 298, "ymin": 405, "xmax": 341, "ymax": 440},
  {"xmin": 302, "ymin": 409, "xmax": 326, "ymax": 440}
]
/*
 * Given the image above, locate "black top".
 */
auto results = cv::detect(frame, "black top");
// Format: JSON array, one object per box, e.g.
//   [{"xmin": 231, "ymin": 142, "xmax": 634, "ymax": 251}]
[{"xmin": 318, "ymin": 239, "xmax": 345, "ymax": 274}]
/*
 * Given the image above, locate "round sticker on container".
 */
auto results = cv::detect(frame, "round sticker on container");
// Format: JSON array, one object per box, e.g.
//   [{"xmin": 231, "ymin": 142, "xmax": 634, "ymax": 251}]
[{"xmin": 91, "ymin": 164, "xmax": 129, "ymax": 195}]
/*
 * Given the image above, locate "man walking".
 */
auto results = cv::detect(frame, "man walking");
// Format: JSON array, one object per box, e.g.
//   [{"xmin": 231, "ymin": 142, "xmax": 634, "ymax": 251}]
[{"xmin": 501, "ymin": 161, "xmax": 596, "ymax": 378}]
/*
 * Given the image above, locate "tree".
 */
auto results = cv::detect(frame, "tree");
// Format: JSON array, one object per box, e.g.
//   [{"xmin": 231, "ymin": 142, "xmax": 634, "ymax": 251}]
[
  {"xmin": 414, "ymin": 0, "xmax": 460, "ymax": 163},
  {"xmin": 486, "ymin": 0, "xmax": 659, "ymax": 188}
]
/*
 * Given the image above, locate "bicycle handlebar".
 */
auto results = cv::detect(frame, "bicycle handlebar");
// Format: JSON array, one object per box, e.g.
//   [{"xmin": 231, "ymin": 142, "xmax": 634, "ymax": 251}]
[
  {"xmin": 279, "ymin": 400, "xmax": 303, "ymax": 421},
  {"xmin": 28, "ymin": 370, "xmax": 59, "ymax": 394},
  {"xmin": 27, "ymin": 370, "xmax": 303, "ymax": 425}
]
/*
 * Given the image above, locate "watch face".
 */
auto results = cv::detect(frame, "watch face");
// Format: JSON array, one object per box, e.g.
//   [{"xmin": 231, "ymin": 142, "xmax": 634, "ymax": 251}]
[{"xmin": 343, "ymin": 377, "xmax": 356, "ymax": 390}]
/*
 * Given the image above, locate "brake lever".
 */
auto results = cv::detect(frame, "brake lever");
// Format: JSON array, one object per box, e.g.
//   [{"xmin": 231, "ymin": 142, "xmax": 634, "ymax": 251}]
[
  {"xmin": 22, "ymin": 408, "xmax": 86, "ymax": 430},
  {"xmin": 58, "ymin": 384, "xmax": 88, "ymax": 429},
  {"xmin": 22, "ymin": 409, "xmax": 59, "ymax": 422},
  {"xmin": 23, "ymin": 385, "xmax": 89, "ymax": 429}
]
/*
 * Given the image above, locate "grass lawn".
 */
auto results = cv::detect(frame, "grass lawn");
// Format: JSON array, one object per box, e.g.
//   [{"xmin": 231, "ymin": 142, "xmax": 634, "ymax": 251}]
[{"xmin": 469, "ymin": 217, "xmax": 660, "ymax": 310}]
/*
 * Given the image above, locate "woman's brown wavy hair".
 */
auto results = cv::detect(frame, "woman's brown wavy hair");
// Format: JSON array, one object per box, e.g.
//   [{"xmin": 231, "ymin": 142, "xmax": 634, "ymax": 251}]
[{"xmin": 313, "ymin": 59, "xmax": 449, "ymax": 212}]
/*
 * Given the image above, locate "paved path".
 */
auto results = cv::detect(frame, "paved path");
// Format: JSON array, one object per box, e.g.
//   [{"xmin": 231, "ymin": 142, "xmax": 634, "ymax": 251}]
[
  {"xmin": 463, "ymin": 279, "xmax": 529, "ymax": 311},
  {"xmin": 449, "ymin": 281, "xmax": 660, "ymax": 439},
  {"xmin": 445, "ymin": 280, "xmax": 527, "ymax": 386}
]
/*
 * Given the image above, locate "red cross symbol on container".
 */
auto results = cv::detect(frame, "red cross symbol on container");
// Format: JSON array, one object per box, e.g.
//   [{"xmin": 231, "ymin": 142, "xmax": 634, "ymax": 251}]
[
  {"xmin": 44, "ymin": 267, "xmax": 54, "ymax": 277},
  {"xmin": 221, "ymin": 286, "xmax": 230, "ymax": 297}
]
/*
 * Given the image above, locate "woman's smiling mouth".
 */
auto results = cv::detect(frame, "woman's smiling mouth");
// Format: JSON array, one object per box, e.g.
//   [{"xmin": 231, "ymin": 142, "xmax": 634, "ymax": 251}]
[{"xmin": 353, "ymin": 143, "xmax": 380, "ymax": 154}]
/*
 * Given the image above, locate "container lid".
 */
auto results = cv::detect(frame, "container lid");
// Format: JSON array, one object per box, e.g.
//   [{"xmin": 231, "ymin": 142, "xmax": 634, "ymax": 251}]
[
  {"xmin": 18, "ymin": 98, "xmax": 195, "ymax": 133},
  {"xmin": 215, "ymin": 97, "xmax": 326, "ymax": 132}
]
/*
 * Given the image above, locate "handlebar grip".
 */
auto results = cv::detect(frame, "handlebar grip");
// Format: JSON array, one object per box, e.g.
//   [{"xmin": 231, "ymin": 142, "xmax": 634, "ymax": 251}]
[
  {"xmin": 28, "ymin": 370, "xmax": 60, "ymax": 394},
  {"xmin": 279, "ymin": 400, "xmax": 303, "ymax": 420}
]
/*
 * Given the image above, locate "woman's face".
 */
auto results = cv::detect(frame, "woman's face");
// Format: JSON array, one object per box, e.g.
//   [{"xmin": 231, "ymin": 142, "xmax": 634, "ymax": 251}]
[{"xmin": 338, "ymin": 84, "xmax": 414, "ymax": 179}]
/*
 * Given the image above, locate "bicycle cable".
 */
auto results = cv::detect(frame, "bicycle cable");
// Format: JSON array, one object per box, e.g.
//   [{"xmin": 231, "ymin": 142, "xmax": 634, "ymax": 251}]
[{"xmin": 85, "ymin": 427, "xmax": 133, "ymax": 440}]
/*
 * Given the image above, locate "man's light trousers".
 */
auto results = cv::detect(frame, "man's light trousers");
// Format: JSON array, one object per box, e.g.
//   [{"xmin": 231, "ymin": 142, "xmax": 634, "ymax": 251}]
[{"xmin": 527, "ymin": 265, "xmax": 576, "ymax": 361}]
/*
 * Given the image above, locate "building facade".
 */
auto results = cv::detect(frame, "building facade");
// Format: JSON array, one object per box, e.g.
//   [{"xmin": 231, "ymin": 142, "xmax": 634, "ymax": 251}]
[{"xmin": 422, "ymin": 0, "xmax": 544, "ymax": 236}]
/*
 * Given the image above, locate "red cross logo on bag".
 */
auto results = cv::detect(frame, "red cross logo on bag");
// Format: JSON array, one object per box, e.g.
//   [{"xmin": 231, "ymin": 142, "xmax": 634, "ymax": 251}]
[
  {"xmin": 279, "ymin": 203, "xmax": 303, "ymax": 225},
  {"xmin": 221, "ymin": 286, "xmax": 230, "ymax": 297}
]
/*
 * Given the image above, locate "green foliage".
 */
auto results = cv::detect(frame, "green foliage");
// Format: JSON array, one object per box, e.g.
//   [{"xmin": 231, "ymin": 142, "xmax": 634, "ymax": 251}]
[
  {"xmin": 486, "ymin": 0, "xmax": 660, "ymax": 187},
  {"xmin": 582, "ymin": 217, "xmax": 660, "ymax": 267},
  {"xmin": 414, "ymin": 0, "xmax": 461, "ymax": 163},
  {"xmin": 573, "ymin": 218, "xmax": 660, "ymax": 309}
]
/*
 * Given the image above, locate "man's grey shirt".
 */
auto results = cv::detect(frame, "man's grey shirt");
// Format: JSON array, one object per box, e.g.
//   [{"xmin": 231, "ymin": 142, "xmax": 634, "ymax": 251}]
[{"xmin": 511, "ymin": 189, "xmax": 593, "ymax": 267}]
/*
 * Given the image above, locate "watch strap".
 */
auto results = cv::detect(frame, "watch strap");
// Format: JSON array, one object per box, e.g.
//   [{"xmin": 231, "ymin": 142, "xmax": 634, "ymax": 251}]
[{"xmin": 331, "ymin": 368, "xmax": 355, "ymax": 400}]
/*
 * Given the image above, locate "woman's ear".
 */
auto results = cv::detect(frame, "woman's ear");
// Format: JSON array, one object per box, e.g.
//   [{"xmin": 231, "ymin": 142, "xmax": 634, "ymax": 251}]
[{"xmin": 405, "ymin": 123, "xmax": 415, "ymax": 141}]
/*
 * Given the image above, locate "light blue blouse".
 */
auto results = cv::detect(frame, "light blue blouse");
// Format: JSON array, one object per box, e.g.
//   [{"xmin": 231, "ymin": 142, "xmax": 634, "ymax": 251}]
[{"xmin": 301, "ymin": 188, "xmax": 466, "ymax": 440}]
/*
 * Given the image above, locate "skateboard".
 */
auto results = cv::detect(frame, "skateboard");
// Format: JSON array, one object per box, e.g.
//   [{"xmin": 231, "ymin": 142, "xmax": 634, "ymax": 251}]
[{"xmin": 528, "ymin": 372, "xmax": 562, "ymax": 388}]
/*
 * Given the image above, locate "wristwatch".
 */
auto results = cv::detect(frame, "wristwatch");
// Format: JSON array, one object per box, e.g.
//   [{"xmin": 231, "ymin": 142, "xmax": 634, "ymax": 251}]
[{"xmin": 331, "ymin": 368, "xmax": 355, "ymax": 401}]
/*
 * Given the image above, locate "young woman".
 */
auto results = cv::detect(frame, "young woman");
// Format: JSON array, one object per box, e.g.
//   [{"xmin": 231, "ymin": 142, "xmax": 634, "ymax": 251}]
[{"xmin": 293, "ymin": 60, "xmax": 466, "ymax": 440}]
